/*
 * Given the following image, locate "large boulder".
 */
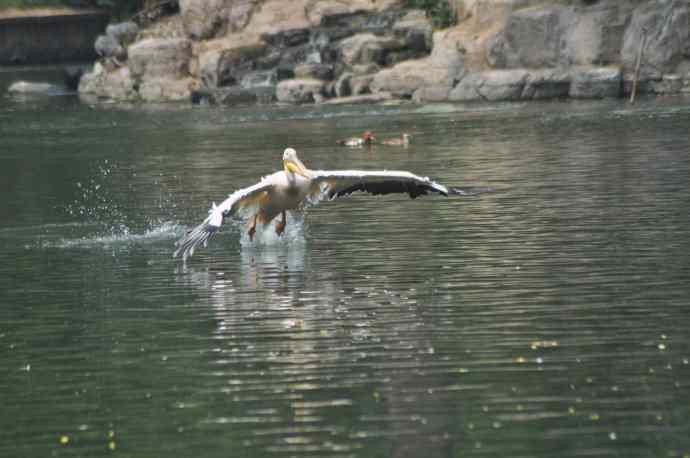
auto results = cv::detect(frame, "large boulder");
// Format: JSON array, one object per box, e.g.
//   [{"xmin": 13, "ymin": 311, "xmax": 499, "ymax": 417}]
[
  {"xmin": 192, "ymin": 86, "xmax": 275, "ymax": 105},
  {"xmin": 412, "ymin": 85, "xmax": 451, "ymax": 102},
  {"xmin": 197, "ymin": 35, "xmax": 268, "ymax": 88},
  {"xmin": 569, "ymin": 66, "xmax": 622, "ymax": 98},
  {"xmin": 337, "ymin": 33, "xmax": 404, "ymax": 67},
  {"xmin": 305, "ymin": 0, "xmax": 403, "ymax": 26},
  {"xmin": 321, "ymin": 92, "xmax": 394, "ymax": 105},
  {"xmin": 448, "ymin": 72, "xmax": 484, "ymax": 101},
  {"xmin": 139, "ymin": 77, "xmax": 194, "ymax": 102},
  {"xmin": 244, "ymin": 0, "xmax": 310, "ymax": 35},
  {"xmin": 129, "ymin": 38, "xmax": 192, "ymax": 80},
  {"xmin": 560, "ymin": 4, "xmax": 633, "ymax": 67},
  {"xmin": 276, "ymin": 78, "xmax": 325, "ymax": 103},
  {"xmin": 488, "ymin": 6, "xmax": 565, "ymax": 69},
  {"xmin": 649, "ymin": 74, "xmax": 683, "ymax": 94},
  {"xmin": 106, "ymin": 22, "xmax": 139, "ymax": 47},
  {"xmin": 521, "ymin": 69, "xmax": 570, "ymax": 99},
  {"xmin": 370, "ymin": 31, "xmax": 465, "ymax": 97},
  {"xmin": 448, "ymin": 70, "xmax": 529, "ymax": 102},
  {"xmin": 95, "ymin": 34, "xmax": 125, "ymax": 60},
  {"xmin": 294, "ymin": 63, "xmax": 334, "ymax": 80},
  {"xmin": 392, "ymin": 9, "xmax": 432, "ymax": 53},
  {"xmin": 79, "ymin": 63, "xmax": 137, "ymax": 101},
  {"xmin": 179, "ymin": 0, "xmax": 257, "ymax": 39},
  {"xmin": 621, "ymin": 0, "xmax": 690, "ymax": 79},
  {"xmin": 479, "ymin": 69, "xmax": 529, "ymax": 100}
]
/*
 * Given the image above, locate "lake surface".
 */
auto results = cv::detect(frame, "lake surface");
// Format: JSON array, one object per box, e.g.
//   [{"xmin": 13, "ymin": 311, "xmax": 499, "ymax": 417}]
[{"xmin": 2, "ymin": 74, "xmax": 690, "ymax": 457}]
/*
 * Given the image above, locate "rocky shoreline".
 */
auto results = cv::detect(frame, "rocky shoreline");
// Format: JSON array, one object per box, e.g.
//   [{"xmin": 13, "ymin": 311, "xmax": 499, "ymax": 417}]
[{"xmin": 77, "ymin": 0, "xmax": 690, "ymax": 105}]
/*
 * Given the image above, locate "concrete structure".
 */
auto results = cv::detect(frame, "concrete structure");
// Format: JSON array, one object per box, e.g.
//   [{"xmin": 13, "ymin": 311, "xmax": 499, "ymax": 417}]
[{"xmin": 0, "ymin": 9, "xmax": 108, "ymax": 64}]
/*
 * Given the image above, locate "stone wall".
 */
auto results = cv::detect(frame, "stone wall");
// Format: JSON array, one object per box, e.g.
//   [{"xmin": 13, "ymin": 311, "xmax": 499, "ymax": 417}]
[
  {"xmin": 0, "ymin": 11, "xmax": 108, "ymax": 65},
  {"xmin": 78, "ymin": 0, "xmax": 690, "ymax": 104}
]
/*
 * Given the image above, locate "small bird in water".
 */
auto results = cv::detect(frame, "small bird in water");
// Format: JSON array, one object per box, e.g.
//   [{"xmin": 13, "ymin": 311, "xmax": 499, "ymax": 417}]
[
  {"xmin": 337, "ymin": 131, "xmax": 376, "ymax": 147},
  {"xmin": 382, "ymin": 133, "xmax": 411, "ymax": 147}
]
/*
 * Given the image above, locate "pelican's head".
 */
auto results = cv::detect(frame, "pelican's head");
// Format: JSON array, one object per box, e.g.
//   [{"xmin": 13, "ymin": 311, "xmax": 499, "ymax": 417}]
[
  {"xmin": 283, "ymin": 148, "xmax": 311, "ymax": 178},
  {"xmin": 363, "ymin": 131, "xmax": 376, "ymax": 144}
]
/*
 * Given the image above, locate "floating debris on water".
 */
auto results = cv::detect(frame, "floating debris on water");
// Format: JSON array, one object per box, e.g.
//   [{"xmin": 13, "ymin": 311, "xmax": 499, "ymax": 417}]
[{"xmin": 530, "ymin": 340, "xmax": 559, "ymax": 350}]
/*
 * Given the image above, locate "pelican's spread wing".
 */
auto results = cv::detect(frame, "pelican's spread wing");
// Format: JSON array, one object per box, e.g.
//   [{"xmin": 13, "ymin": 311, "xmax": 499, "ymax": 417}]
[
  {"xmin": 173, "ymin": 177, "xmax": 276, "ymax": 260},
  {"xmin": 309, "ymin": 170, "xmax": 456, "ymax": 200}
]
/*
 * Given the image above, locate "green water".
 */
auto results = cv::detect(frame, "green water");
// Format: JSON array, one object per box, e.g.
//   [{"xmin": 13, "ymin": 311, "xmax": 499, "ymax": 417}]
[{"xmin": 2, "ymin": 79, "xmax": 690, "ymax": 457}]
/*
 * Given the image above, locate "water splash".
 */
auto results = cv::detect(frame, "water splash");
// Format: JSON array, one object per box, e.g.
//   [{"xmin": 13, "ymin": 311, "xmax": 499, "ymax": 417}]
[
  {"xmin": 53, "ymin": 221, "xmax": 183, "ymax": 248},
  {"xmin": 236, "ymin": 212, "xmax": 307, "ymax": 248}
]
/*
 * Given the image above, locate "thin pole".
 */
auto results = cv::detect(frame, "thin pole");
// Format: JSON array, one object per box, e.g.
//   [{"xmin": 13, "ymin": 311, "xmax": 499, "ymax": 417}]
[{"xmin": 630, "ymin": 27, "xmax": 648, "ymax": 104}]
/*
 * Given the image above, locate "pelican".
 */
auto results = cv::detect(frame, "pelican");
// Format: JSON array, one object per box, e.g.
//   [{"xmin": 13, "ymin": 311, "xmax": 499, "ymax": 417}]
[{"xmin": 174, "ymin": 148, "xmax": 489, "ymax": 260}]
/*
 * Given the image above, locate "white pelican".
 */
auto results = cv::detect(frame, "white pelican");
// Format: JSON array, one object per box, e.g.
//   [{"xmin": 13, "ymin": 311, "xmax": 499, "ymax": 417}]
[{"xmin": 174, "ymin": 148, "xmax": 489, "ymax": 260}]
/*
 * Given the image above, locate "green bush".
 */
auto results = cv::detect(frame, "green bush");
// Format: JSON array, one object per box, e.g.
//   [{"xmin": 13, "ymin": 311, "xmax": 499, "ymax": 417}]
[{"xmin": 406, "ymin": 0, "xmax": 457, "ymax": 29}]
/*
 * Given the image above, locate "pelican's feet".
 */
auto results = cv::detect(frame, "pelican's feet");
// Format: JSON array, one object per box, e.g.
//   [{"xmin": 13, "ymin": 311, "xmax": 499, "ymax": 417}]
[{"xmin": 275, "ymin": 221, "xmax": 286, "ymax": 237}]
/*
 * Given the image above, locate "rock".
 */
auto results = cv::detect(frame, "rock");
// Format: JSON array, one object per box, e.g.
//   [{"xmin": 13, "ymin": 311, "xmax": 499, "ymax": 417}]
[
  {"xmin": 276, "ymin": 78, "xmax": 325, "ymax": 103},
  {"xmin": 488, "ymin": 6, "xmax": 565, "ymax": 69},
  {"xmin": 179, "ymin": 0, "xmax": 225, "ymax": 39},
  {"xmin": 294, "ymin": 63, "xmax": 334, "ymax": 80},
  {"xmin": 649, "ymin": 74, "xmax": 683, "ymax": 94},
  {"xmin": 621, "ymin": 0, "xmax": 690, "ymax": 79},
  {"xmin": 338, "ymin": 33, "xmax": 404, "ymax": 67},
  {"xmin": 479, "ymin": 69, "xmax": 529, "ymax": 100},
  {"xmin": 7, "ymin": 81, "xmax": 62, "ymax": 95},
  {"xmin": 412, "ymin": 85, "xmax": 451, "ymax": 102},
  {"xmin": 79, "ymin": 64, "xmax": 137, "ymax": 101},
  {"xmin": 95, "ymin": 34, "xmax": 125, "ymax": 60},
  {"xmin": 240, "ymin": 70, "xmax": 277, "ymax": 89},
  {"xmin": 321, "ymin": 92, "xmax": 394, "ymax": 105},
  {"xmin": 334, "ymin": 72, "xmax": 352, "ymax": 97},
  {"xmin": 448, "ymin": 73, "xmax": 484, "ymax": 101},
  {"xmin": 129, "ymin": 38, "xmax": 192, "ymax": 80},
  {"xmin": 192, "ymin": 86, "xmax": 275, "ymax": 105},
  {"xmin": 350, "ymin": 74, "xmax": 374, "ymax": 94},
  {"xmin": 262, "ymin": 28, "xmax": 310, "ymax": 49},
  {"xmin": 569, "ymin": 66, "xmax": 622, "ymax": 98},
  {"xmin": 106, "ymin": 21, "xmax": 139, "ymax": 47},
  {"xmin": 277, "ymin": 43, "xmax": 317, "ymax": 71},
  {"xmin": 244, "ymin": 0, "xmax": 310, "ymax": 35},
  {"xmin": 305, "ymin": 0, "xmax": 403, "ymax": 26},
  {"xmin": 371, "ymin": 31, "xmax": 465, "ymax": 97},
  {"xmin": 63, "ymin": 67, "xmax": 85, "ymax": 91},
  {"xmin": 448, "ymin": 69, "xmax": 529, "ymax": 102},
  {"xmin": 560, "ymin": 4, "xmax": 633, "ymax": 67},
  {"xmin": 393, "ymin": 9, "xmax": 432, "ymax": 53},
  {"xmin": 522, "ymin": 69, "xmax": 570, "ymax": 99},
  {"xmin": 350, "ymin": 63, "xmax": 380, "ymax": 75},
  {"xmin": 227, "ymin": 0, "xmax": 257, "ymax": 32},
  {"xmin": 139, "ymin": 77, "xmax": 194, "ymax": 102},
  {"xmin": 197, "ymin": 35, "xmax": 267, "ymax": 87}
]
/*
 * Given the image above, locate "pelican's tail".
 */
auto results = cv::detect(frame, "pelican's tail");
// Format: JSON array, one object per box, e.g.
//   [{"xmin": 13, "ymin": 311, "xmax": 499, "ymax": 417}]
[{"xmin": 173, "ymin": 204, "xmax": 224, "ymax": 261}]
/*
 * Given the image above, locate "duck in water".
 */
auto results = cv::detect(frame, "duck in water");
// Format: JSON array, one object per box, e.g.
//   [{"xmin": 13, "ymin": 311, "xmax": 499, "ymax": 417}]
[
  {"xmin": 382, "ymin": 133, "xmax": 411, "ymax": 147},
  {"xmin": 337, "ymin": 131, "xmax": 376, "ymax": 147}
]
